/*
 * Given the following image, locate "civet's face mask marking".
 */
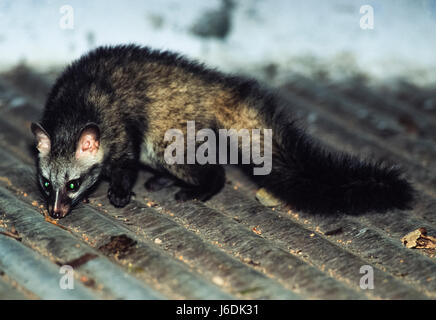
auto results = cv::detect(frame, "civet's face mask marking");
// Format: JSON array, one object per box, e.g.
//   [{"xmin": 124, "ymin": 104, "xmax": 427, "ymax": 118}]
[{"xmin": 31, "ymin": 122, "xmax": 104, "ymax": 219}]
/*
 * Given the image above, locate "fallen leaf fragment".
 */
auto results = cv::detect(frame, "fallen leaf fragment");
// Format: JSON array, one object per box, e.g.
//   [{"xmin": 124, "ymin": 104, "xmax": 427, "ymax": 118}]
[
  {"xmin": 212, "ymin": 276, "xmax": 224, "ymax": 286},
  {"xmin": 99, "ymin": 234, "xmax": 137, "ymax": 260},
  {"xmin": 324, "ymin": 227, "xmax": 343, "ymax": 236},
  {"xmin": 0, "ymin": 176, "xmax": 12, "ymax": 187},
  {"xmin": 146, "ymin": 201, "xmax": 158, "ymax": 208},
  {"xmin": 61, "ymin": 253, "xmax": 98, "ymax": 269},
  {"xmin": 255, "ymin": 188, "xmax": 280, "ymax": 207},
  {"xmin": 402, "ymin": 228, "xmax": 436, "ymax": 249},
  {"xmin": 252, "ymin": 226, "xmax": 262, "ymax": 235}
]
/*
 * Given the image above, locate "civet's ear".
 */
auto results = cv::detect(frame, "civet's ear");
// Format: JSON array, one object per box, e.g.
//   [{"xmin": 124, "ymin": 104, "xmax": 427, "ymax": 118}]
[
  {"xmin": 75, "ymin": 123, "xmax": 101, "ymax": 160},
  {"xmin": 31, "ymin": 122, "xmax": 51, "ymax": 156}
]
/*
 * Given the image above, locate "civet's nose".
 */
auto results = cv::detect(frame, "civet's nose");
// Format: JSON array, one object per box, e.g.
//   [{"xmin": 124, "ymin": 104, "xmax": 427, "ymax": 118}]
[
  {"xmin": 50, "ymin": 204, "xmax": 70, "ymax": 219},
  {"xmin": 50, "ymin": 191, "xmax": 70, "ymax": 219},
  {"xmin": 51, "ymin": 209, "xmax": 62, "ymax": 219}
]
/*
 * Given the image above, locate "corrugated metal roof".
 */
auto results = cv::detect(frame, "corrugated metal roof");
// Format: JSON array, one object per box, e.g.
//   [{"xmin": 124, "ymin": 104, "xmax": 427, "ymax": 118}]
[{"xmin": 0, "ymin": 66, "xmax": 434, "ymax": 299}]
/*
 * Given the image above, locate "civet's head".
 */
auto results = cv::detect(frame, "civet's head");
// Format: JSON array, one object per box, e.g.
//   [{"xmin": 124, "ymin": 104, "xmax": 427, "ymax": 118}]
[{"xmin": 31, "ymin": 122, "xmax": 104, "ymax": 219}]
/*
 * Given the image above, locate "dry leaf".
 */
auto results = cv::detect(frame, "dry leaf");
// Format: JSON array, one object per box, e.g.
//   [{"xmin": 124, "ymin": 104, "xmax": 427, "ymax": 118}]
[
  {"xmin": 252, "ymin": 226, "xmax": 262, "ymax": 235},
  {"xmin": 255, "ymin": 188, "xmax": 280, "ymax": 207},
  {"xmin": 402, "ymin": 228, "xmax": 436, "ymax": 249}
]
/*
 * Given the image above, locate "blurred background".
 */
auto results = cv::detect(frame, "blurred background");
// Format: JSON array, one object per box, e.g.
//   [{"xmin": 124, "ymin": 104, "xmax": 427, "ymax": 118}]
[{"xmin": 0, "ymin": 0, "xmax": 436, "ymax": 85}]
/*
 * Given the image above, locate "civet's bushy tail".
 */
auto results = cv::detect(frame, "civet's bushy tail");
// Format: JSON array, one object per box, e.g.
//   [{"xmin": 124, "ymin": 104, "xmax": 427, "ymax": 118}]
[{"xmin": 254, "ymin": 99, "xmax": 414, "ymax": 215}]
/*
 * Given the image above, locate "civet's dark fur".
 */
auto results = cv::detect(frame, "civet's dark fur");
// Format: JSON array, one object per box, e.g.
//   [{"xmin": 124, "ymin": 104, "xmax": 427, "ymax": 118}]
[{"xmin": 32, "ymin": 44, "xmax": 414, "ymax": 218}]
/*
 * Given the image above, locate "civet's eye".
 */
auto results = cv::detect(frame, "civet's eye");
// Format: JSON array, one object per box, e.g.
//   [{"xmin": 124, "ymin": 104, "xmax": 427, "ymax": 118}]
[
  {"xmin": 66, "ymin": 179, "xmax": 80, "ymax": 192},
  {"xmin": 42, "ymin": 179, "xmax": 51, "ymax": 190}
]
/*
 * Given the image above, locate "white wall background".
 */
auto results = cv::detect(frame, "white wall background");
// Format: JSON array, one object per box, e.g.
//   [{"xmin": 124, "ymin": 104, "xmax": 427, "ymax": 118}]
[{"xmin": 0, "ymin": 0, "xmax": 435, "ymax": 83}]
